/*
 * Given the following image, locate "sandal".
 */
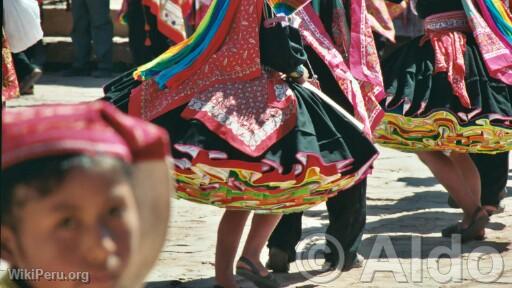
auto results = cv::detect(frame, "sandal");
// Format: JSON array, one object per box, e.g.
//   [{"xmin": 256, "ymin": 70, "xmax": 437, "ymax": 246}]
[
  {"xmin": 236, "ymin": 256, "xmax": 280, "ymax": 288},
  {"xmin": 441, "ymin": 207, "xmax": 489, "ymax": 242},
  {"xmin": 441, "ymin": 222, "xmax": 464, "ymax": 237}
]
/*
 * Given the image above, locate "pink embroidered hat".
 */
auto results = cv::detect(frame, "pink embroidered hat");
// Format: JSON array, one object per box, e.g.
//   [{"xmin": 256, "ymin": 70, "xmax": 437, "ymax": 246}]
[{"xmin": 2, "ymin": 101, "xmax": 170, "ymax": 169}]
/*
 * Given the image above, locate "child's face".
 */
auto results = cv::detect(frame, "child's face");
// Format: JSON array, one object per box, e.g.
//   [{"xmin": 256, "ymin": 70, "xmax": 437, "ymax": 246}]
[{"xmin": 1, "ymin": 168, "xmax": 139, "ymax": 288}]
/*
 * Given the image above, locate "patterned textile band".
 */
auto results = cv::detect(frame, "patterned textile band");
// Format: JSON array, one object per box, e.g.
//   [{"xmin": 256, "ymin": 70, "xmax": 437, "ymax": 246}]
[
  {"xmin": 421, "ymin": 11, "xmax": 472, "ymax": 108},
  {"xmin": 2, "ymin": 30, "xmax": 19, "ymax": 102},
  {"xmin": 374, "ymin": 110, "xmax": 512, "ymax": 154},
  {"xmin": 174, "ymin": 144, "xmax": 377, "ymax": 214},
  {"xmin": 297, "ymin": 1, "xmax": 385, "ymax": 136}
]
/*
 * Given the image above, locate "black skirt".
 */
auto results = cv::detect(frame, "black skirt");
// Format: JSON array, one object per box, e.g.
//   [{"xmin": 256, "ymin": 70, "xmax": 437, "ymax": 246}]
[
  {"xmin": 104, "ymin": 75, "xmax": 378, "ymax": 213},
  {"xmin": 374, "ymin": 35, "xmax": 512, "ymax": 154}
]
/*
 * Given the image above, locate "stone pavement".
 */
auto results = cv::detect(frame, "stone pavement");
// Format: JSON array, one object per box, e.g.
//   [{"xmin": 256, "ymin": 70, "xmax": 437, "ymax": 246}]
[{"xmin": 5, "ymin": 74, "xmax": 512, "ymax": 287}]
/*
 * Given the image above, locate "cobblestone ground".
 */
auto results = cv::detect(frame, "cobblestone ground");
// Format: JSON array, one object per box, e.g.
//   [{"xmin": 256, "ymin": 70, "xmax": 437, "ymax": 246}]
[{"xmin": 5, "ymin": 74, "xmax": 512, "ymax": 287}]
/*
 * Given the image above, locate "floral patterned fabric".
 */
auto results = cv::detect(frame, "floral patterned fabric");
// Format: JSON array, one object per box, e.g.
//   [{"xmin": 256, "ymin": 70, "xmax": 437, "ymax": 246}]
[{"xmin": 2, "ymin": 30, "xmax": 19, "ymax": 102}]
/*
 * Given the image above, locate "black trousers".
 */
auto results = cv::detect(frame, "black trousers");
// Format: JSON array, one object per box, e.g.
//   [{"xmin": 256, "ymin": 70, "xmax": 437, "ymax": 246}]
[
  {"xmin": 127, "ymin": 0, "xmax": 171, "ymax": 66},
  {"xmin": 471, "ymin": 152, "xmax": 509, "ymax": 206},
  {"xmin": 12, "ymin": 52, "xmax": 36, "ymax": 81},
  {"xmin": 268, "ymin": 180, "xmax": 367, "ymax": 265},
  {"xmin": 70, "ymin": 0, "xmax": 113, "ymax": 70}
]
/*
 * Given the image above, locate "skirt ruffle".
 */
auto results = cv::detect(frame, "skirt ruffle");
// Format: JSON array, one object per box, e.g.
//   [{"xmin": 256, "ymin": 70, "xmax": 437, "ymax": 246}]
[
  {"xmin": 375, "ymin": 35, "xmax": 512, "ymax": 153},
  {"xmin": 104, "ymin": 74, "xmax": 378, "ymax": 213}
]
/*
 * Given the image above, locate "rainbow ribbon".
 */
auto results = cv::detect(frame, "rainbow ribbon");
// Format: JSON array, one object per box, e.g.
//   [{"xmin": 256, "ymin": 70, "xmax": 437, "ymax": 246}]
[
  {"xmin": 267, "ymin": 0, "xmax": 312, "ymax": 16},
  {"xmin": 486, "ymin": 0, "xmax": 512, "ymax": 43},
  {"xmin": 478, "ymin": 0, "xmax": 512, "ymax": 47},
  {"xmin": 134, "ymin": 0, "xmax": 229, "ymax": 86}
]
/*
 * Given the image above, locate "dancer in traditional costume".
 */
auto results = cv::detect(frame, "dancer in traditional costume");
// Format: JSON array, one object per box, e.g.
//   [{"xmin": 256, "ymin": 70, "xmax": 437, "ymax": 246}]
[
  {"xmin": 266, "ymin": 0, "xmax": 389, "ymax": 272},
  {"xmin": 104, "ymin": 0, "xmax": 378, "ymax": 286},
  {"xmin": 374, "ymin": 0, "xmax": 512, "ymax": 241}
]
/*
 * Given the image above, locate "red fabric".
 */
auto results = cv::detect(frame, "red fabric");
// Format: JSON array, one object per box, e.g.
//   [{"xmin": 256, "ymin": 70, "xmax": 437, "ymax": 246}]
[
  {"xmin": 2, "ymin": 31, "xmax": 19, "ymax": 102},
  {"xmin": 422, "ymin": 11, "xmax": 472, "ymax": 108},
  {"xmin": 129, "ymin": 0, "xmax": 303, "ymax": 157},
  {"xmin": 142, "ymin": 0, "xmax": 187, "ymax": 43},
  {"xmin": 179, "ymin": 73, "xmax": 298, "ymax": 157},
  {"xmin": 193, "ymin": 1, "xmax": 212, "ymax": 27},
  {"xmin": 2, "ymin": 102, "xmax": 170, "ymax": 169},
  {"xmin": 174, "ymin": 145, "xmax": 356, "ymax": 185},
  {"xmin": 298, "ymin": 3, "xmax": 385, "ymax": 135},
  {"xmin": 129, "ymin": 0, "xmax": 262, "ymax": 120},
  {"xmin": 163, "ymin": 0, "xmax": 244, "ymax": 89}
]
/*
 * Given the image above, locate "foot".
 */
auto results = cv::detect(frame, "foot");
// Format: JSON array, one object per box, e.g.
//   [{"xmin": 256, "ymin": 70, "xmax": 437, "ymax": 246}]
[
  {"xmin": 482, "ymin": 205, "xmax": 503, "ymax": 216},
  {"xmin": 19, "ymin": 68, "xmax": 42, "ymax": 94},
  {"xmin": 62, "ymin": 67, "xmax": 90, "ymax": 77},
  {"xmin": 442, "ymin": 208, "xmax": 489, "ymax": 242},
  {"xmin": 237, "ymin": 257, "xmax": 269, "ymax": 277},
  {"xmin": 236, "ymin": 256, "xmax": 279, "ymax": 288},
  {"xmin": 322, "ymin": 253, "xmax": 364, "ymax": 272},
  {"xmin": 20, "ymin": 85, "xmax": 34, "ymax": 95},
  {"xmin": 342, "ymin": 253, "xmax": 364, "ymax": 271},
  {"xmin": 485, "ymin": 188, "xmax": 507, "ymax": 215},
  {"xmin": 475, "ymin": 188, "xmax": 507, "ymax": 215},
  {"xmin": 498, "ymin": 188, "xmax": 508, "ymax": 200},
  {"xmin": 266, "ymin": 247, "xmax": 290, "ymax": 273},
  {"xmin": 91, "ymin": 69, "xmax": 112, "ymax": 78}
]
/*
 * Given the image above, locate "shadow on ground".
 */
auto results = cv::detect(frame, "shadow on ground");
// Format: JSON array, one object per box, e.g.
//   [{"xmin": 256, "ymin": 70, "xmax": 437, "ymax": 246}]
[
  {"xmin": 37, "ymin": 74, "xmax": 112, "ymax": 88},
  {"xmin": 396, "ymin": 176, "xmax": 438, "ymax": 187},
  {"xmin": 360, "ymin": 235, "xmax": 510, "ymax": 259},
  {"xmin": 145, "ymin": 272, "xmax": 325, "ymax": 288}
]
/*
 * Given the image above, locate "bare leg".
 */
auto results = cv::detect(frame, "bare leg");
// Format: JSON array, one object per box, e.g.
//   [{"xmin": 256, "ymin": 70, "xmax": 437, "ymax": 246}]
[
  {"xmin": 215, "ymin": 210, "xmax": 250, "ymax": 288},
  {"xmin": 417, "ymin": 151, "xmax": 480, "ymax": 227},
  {"xmin": 237, "ymin": 213, "xmax": 283, "ymax": 275},
  {"xmin": 449, "ymin": 152, "xmax": 482, "ymax": 212}
]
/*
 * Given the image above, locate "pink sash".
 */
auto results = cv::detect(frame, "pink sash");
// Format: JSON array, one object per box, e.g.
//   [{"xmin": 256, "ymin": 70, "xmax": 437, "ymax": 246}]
[
  {"xmin": 463, "ymin": 0, "xmax": 512, "ymax": 84},
  {"xmin": 421, "ymin": 11, "xmax": 472, "ymax": 108},
  {"xmin": 297, "ymin": 3, "xmax": 384, "ymax": 136}
]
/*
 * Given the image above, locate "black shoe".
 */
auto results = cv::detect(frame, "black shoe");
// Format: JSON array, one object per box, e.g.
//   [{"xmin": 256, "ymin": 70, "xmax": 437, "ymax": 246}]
[
  {"xmin": 342, "ymin": 253, "xmax": 364, "ymax": 271},
  {"xmin": 91, "ymin": 69, "xmax": 112, "ymax": 78},
  {"xmin": 481, "ymin": 188, "xmax": 507, "ymax": 215},
  {"xmin": 20, "ymin": 68, "xmax": 42, "ymax": 94},
  {"xmin": 265, "ymin": 247, "xmax": 290, "ymax": 273},
  {"xmin": 62, "ymin": 67, "xmax": 90, "ymax": 77}
]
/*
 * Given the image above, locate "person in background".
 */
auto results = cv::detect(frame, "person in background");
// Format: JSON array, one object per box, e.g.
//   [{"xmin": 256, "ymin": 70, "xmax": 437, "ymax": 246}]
[
  {"xmin": 118, "ymin": 0, "xmax": 191, "ymax": 66},
  {"xmin": 64, "ymin": 0, "xmax": 113, "ymax": 77},
  {"xmin": 123, "ymin": 0, "xmax": 172, "ymax": 65},
  {"xmin": 3, "ymin": 0, "xmax": 44, "ymax": 96},
  {"xmin": 11, "ymin": 52, "xmax": 43, "ymax": 95}
]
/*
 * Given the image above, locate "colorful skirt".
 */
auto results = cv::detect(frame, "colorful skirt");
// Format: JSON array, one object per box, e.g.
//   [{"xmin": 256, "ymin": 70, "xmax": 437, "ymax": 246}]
[
  {"xmin": 374, "ymin": 35, "xmax": 512, "ymax": 154},
  {"xmin": 104, "ymin": 76, "xmax": 378, "ymax": 213}
]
